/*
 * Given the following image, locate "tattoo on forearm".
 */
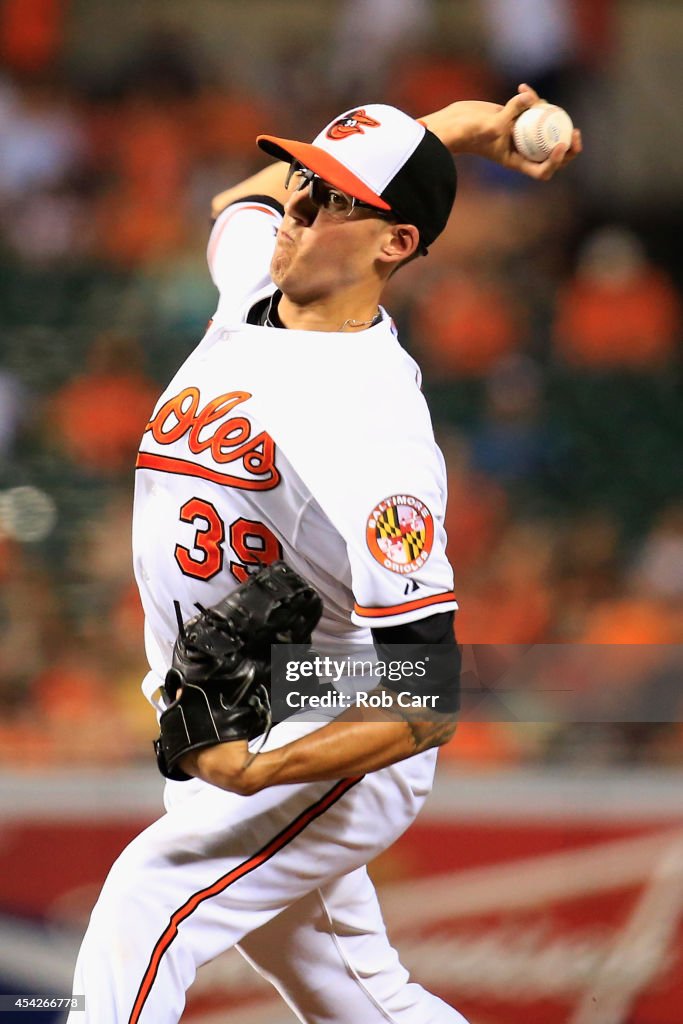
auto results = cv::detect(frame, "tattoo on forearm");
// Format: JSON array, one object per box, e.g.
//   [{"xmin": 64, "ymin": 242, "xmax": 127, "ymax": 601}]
[
  {"xmin": 369, "ymin": 685, "xmax": 457, "ymax": 753},
  {"xmin": 404, "ymin": 717, "xmax": 457, "ymax": 753}
]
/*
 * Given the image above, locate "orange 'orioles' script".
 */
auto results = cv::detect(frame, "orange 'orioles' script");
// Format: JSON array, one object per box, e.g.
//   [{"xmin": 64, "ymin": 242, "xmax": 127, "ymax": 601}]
[{"xmin": 137, "ymin": 387, "xmax": 280, "ymax": 490}]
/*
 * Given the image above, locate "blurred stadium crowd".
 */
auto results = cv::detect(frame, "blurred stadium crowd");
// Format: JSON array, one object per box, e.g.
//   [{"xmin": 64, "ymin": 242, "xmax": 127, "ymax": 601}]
[{"xmin": 0, "ymin": 0, "xmax": 680, "ymax": 769}]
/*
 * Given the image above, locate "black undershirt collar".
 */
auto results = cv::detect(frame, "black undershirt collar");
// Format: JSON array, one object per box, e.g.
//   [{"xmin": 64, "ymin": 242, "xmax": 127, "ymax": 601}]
[{"xmin": 247, "ymin": 291, "xmax": 382, "ymax": 331}]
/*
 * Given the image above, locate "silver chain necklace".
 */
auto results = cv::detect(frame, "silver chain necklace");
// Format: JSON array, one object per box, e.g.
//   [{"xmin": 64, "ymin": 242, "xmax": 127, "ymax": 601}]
[
  {"xmin": 339, "ymin": 310, "xmax": 382, "ymax": 331},
  {"xmin": 265, "ymin": 294, "xmax": 381, "ymax": 332}
]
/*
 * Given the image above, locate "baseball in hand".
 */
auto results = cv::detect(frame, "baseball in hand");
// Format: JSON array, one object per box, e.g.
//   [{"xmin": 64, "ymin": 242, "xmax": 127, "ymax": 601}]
[{"xmin": 512, "ymin": 103, "xmax": 573, "ymax": 162}]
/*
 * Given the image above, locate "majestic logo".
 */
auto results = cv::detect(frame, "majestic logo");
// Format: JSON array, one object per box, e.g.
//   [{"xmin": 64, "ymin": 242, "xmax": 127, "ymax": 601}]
[
  {"xmin": 327, "ymin": 108, "xmax": 381, "ymax": 140},
  {"xmin": 138, "ymin": 387, "xmax": 279, "ymax": 490},
  {"xmin": 366, "ymin": 494, "xmax": 434, "ymax": 574}
]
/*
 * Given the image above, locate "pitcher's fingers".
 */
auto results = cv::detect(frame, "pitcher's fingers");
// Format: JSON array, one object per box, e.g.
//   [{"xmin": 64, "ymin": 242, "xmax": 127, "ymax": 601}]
[
  {"xmin": 554, "ymin": 129, "xmax": 583, "ymax": 170},
  {"xmin": 568, "ymin": 128, "xmax": 583, "ymax": 156},
  {"xmin": 517, "ymin": 82, "xmax": 542, "ymax": 102},
  {"xmin": 499, "ymin": 88, "xmax": 537, "ymax": 126},
  {"xmin": 535, "ymin": 142, "xmax": 572, "ymax": 180}
]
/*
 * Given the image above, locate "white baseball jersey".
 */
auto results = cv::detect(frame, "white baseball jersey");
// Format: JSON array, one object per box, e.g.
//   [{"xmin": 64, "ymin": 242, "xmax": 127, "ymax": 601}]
[
  {"xmin": 132, "ymin": 198, "xmax": 457, "ymax": 707},
  {"xmin": 71, "ymin": 197, "xmax": 470, "ymax": 1024}
]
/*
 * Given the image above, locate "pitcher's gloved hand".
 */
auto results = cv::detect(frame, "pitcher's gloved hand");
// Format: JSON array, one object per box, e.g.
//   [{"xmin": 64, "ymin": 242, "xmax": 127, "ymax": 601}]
[{"xmin": 154, "ymin": 561, "xmax": 323, "ymax": 781}]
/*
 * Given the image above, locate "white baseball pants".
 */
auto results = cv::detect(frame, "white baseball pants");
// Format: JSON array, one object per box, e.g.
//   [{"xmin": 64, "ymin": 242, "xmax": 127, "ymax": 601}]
[{"xmin": 68, "ymin": 724, "xmax": 469, "ymax": 1024}]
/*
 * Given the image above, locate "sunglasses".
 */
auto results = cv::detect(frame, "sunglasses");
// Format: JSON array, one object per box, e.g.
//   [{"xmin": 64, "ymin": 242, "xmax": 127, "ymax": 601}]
[{"xmin": 285, "ymin": 161, "xmax": 396, "ymax": 222}]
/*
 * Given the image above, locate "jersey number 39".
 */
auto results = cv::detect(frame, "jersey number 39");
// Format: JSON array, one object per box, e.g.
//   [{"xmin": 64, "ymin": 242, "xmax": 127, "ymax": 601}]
[{"xmin": 174, "ymin": 498, "xmax": 282, "ymax": 582}]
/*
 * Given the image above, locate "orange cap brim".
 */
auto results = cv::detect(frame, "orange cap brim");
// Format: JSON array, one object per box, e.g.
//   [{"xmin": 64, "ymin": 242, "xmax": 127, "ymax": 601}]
[{"xmin": 257, "ymin": 135, "xmax": 392, "ymax": 211}]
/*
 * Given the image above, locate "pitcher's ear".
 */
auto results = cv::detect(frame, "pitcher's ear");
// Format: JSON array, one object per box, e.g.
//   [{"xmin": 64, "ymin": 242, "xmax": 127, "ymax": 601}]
[{"xmin": 379, "ymin": 223, "xmax": 420, "ymax": 266}]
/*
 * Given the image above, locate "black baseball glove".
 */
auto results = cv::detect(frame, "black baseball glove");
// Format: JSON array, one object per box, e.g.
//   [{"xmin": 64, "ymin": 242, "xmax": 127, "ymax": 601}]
[{"xmin": 154, "ymin": 561, "xmax": 323, "ymax": 781}]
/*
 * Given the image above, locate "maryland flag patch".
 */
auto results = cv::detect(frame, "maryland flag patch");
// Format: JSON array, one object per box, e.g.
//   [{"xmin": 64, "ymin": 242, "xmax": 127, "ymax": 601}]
[{"xmin": 366, "ymin": 495, "xmax": 434, "ymax": 574}]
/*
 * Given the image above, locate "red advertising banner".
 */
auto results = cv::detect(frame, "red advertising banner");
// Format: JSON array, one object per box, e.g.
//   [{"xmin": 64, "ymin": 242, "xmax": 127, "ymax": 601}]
[{"xmin": 1, "ymin": 769, "xmax": 682, "ymax": 1023}]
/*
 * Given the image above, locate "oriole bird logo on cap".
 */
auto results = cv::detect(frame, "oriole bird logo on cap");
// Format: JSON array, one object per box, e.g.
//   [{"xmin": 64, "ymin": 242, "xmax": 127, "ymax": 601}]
[{"xmin": 327, "ymin": 109, "xmax": 381, "ymax": 141}]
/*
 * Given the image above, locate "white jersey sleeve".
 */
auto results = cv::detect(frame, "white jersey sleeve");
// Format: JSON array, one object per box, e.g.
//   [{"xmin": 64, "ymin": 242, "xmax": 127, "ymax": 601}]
[
  {"xmin": 207, "ymin": 198, "xmax": 282, "ymax": 323},
  {"xmin": 334, "ymin": 356, "xmax": 456, "ymax": 629}
]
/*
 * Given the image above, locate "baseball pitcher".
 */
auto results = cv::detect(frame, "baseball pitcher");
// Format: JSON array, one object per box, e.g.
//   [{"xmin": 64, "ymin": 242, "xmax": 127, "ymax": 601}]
[{"xmin": 68, "ymin": 84, "xmax": 580, "ymax": 1023}]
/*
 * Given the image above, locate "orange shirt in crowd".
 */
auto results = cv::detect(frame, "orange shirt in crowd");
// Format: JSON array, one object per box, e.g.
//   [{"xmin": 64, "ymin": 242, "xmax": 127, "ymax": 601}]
[
  {"xmin": 0, "ymin": 0, "xmax": 64, "ymax": 72},
  {"xmin": 49, "ymin": 371, "xmax": 158, "ymax": 473},
  {"xmin": 579, "ymin": 596, "xmax": 681, "ymax": 644},
  {"xmin": 445, "ymin": 472, "xmax": 508, "ymax": 576},
  {"xmin": 554, "ymin": 270, "xmax": 681, "ymax": 370},
  {"xmin": 454, "ymin": 583, "xmax": 552, "ymax": 646},
  {"xmin": 390, "ymin": 53, "xmax": 496, "ymax": 119},
  {"xmin": 412, "ymin": 275, "xmax": 521, "ymax": 377}
]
